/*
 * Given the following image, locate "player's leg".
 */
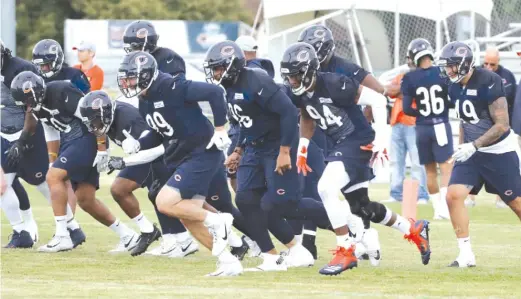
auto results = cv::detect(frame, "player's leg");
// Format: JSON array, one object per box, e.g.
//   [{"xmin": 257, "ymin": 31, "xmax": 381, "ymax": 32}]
[
  {"xmin": 226, "ymin": 130, "xmax": 239, "ymax": 192},
  {"xmin": 431, "ymin": 122, "xmax": 454, "ymax": 218},
  {"xmin": 417, "ymin": 124, "xmax": 442, "ymax": 216},
  {"xmin": 11, "ymin": 178, "xmax": 37, "ymax": 241},
  {"xmin": 1, "ymin": 172, "xmax": 33, "ymax": 248},
  {"xmin": 155, "ymin": 149, "xmax": 242, "ymax": 276}
]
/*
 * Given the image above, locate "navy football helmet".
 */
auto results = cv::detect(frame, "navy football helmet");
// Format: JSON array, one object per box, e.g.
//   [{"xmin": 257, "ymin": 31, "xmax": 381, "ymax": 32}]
[
  {"xmin": 280, "ymin": 42, "xmax": 320, "ymax": 96},
  {"xmin": 122, "ymin": 20, "xmax": 159, "ymax": 54},
  {"xmin": 10, "ymin": 71, "xmax": 46, "ymax": 111},
  {"xmin": 32, "ymin": 39, "xmax": 64, "ymax": 78},
  {"xmin": 436, "ymin": 41, "xmax": 474, "ymax": 83},
  {"xmin": 80, "ymin": 90, "xmax": 115, "ymax": 137},
  {"xmin": 118, "ymin": 51, "xmax": 158, "ymax": 98},
  {"xmin": 203, "ymin": 40, "xmax": 246, "ymax": 88},
  {"xmin": 297, "ymin": 25, "xmax": 335, "ymax": 64},
  {"xmin": 407, "ymin": 38, "xmax": 434, "ymax": 67}
]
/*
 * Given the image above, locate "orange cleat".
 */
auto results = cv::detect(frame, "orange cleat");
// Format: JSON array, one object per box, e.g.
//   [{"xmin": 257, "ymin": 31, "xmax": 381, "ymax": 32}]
[
  {"xmin": 319, "ymin": 245, "xmax": 358, "ymax": 275},
  {"xmin": 404, "ymin": 219, "xmax": 431, "ymax": 265}
]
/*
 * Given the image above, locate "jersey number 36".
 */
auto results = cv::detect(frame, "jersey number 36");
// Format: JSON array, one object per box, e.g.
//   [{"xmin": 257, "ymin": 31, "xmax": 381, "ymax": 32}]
[
  {"xmin": 146, "ymin": 112, "xmax": 174, "ymax": 137},
  {"xmin": 416, "ymin": 85, "xmax": 445, "ymax": 117}
]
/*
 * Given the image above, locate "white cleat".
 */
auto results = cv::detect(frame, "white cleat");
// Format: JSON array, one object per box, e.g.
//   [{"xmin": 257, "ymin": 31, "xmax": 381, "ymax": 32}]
[
  {"xmin": 362, "ymin": 228, "xmax": 381, "ymax": 267},
  {"xmin": 464, "ymin": 197, "xmax": 476, "ymax": 207},
  {"xmin": 38, "ymin": 235, "xmax": 74, "ymax": 252},
  {"xmin": 109, "ymin": 232, "xmax": 139, "ymax": 253},
  {"xmin": 206, "ymin": 259, "xmax": 243, "ymax": 277},
  {"xmin": 243, "ymin": 236, "xmax": 261, "ymax": 258},
  {"xmin": 282, "ymin": 244, "xmax": 314, "ymax": 268},
  {"xmin": 208, "ymin": 213, "xmax": 234, "ymax": 256},
  {"xmin": 449, "ymin": 253, "xmax": 476, "ymax": 268},
  {"xmin": 245, "ymin": 253, "xmax": 287, "ymax": 272},
  {"xmin": 347, "ymin": 216, "xmax": 364, "ymax": 243},
  {"xmin": 145, "ymin": 234, "xmax": 199, "ymax": 257}
]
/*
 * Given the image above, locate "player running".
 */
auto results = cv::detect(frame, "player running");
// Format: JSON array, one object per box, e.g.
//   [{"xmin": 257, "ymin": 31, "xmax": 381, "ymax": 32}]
[
  {"xmin": 437, "ymin": 41, "xmax": 521, "ymax": 267},
  {"xmin": 401, "ymin": 38, "xmax": 452, "ymax": 220},
  {"xmin": 281, "ymin": 42, "xmax": 431, "ymax": 275},
  {"xmin": 8, "ymin": 71, "xmax": 137, "ymax": 252}
]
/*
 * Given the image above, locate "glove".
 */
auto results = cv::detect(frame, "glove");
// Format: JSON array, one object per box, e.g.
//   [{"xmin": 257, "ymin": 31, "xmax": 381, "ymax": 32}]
[
  {"xmin": 452, "ymin": 142, "xmax": 477, "ymax": 163},
  {"xmin": 206, "ymin": 129, "xmax": 232, "ymax": 151},
  {"xmin": 296, "ymin": 138, "xmax": 312, "ymax": 176},
  {"xmin": 93, "ymin": 150, "xmax": 110, "ymax": 172},
  {"xmin": 361, "ymin": 142, "xmax": 389, "ymax": 174},
  {"xmin": 6, "ymin": 139, "xmax": 30, "ymax": 169},
  {"xmin": 107, "ymin": 156, "xmax": 126, "ymax": 175},
  {"xmin": 122, "ymin": 129, "xmax": 140, "ymax": 155}
]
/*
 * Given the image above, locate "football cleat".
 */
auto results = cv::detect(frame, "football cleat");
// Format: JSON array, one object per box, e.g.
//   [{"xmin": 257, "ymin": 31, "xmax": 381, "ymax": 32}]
[
  {"xmin": 206, "ymin": 259, "xmax": 243, "ymax": 277},
  {"xmin": 282, "ymin": 244, "xmax": 314, "ymax": 268},
  {"xmin": 404, "ymin": 219, "xmax": 431, "ymax": 265},
  {"xmin": 38, "ymin": 235, "xmax": 74, "ymax": 252},
  {"xmin": 109, "ymin": 232, "xmax": 139, "ymax": 253},
  {"xmin": 68, "ymin": 228, "xmax": 86, "ymax": 248},
  {"xmin": 4, "ymin": 230, "xmax": 34, "ymax": 249},
  {"xmin": 208, "ymin": 213, "xmax": 234, "ymax": 256},
  {"xmin": 362, "ymin": 228, "xmax": 381, "ymax": 267},
  {"xmin": 245, "ymin": 253, "xmax": 287, "ymax": 272},
  {"xmin": 319, "ymin": 245, "xmax": 358, "ymax": 276},
  {"xmin": 243, "ymin": 235, "xmax": 262, "ymax": 258},
  {"xmin": 449, "ymin": 253, "xmax": 476, "ymax": 268},
  {"xmin": 302, "ymin": 234, "xmax": 318, "ymax": 260},
  {"xmin": 230, "ymin": 235, "xmax": 249, "ymax": 261},
  {"xmin": 130, "ymin": 224, "xmax": 161, "ymax": 256}
]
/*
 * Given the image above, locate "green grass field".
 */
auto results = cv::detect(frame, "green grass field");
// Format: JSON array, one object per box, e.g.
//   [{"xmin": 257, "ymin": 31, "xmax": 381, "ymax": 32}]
[{"xmin": 2, "ymin": 175, "xmax": 521, "ymax": 299}]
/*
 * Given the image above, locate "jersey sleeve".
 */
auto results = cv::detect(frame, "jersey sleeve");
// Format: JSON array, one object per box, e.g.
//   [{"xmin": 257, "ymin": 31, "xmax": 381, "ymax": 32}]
[
  {"xmin": 336, "ymin": 58, "xmax": 369, "ymax": 83},
  {"xmin": 326, "ymin": 74, "xmax": 360, "ymax": 108},
  {"xmin": 62, "ymin": 83, "xmax": 86, "ymax": 117},
  {"xmin": 160, "ymin": 52, "xmax": 186, "ymax": 77},
  {"xmin": 71, "ymin": 70, "xmax": 91, "ymax": 93},
  {"xmin": 485, "ymin": 73, "xmax": 506, "ymax": 104},
  {"xmin": 400, "ymin": 74, "xmax": 418, "ymax": 116},
  {"xmin": 183, "ymin": 81, "xmax": 227, "ymax": 127},
  {"xmin": 250, "ymin": 70, "xmax": 281, "ymax": 108}
]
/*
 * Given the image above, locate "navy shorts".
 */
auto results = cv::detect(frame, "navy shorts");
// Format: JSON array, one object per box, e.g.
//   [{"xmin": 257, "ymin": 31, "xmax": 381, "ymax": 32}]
[
  {"xmin": 226, "ymin": 132, "xmax": 240, "ymax": 179},
  {"xmin": 326, "ymin": 139, "xmax": 375, "ymax": 192},
  {"xmin": 311, "ymin": 129, "xmax": 330, "ymax": 158},
  {"xmin": 416, "ymin": 122, "xmax": 453, "ymax": 164},
  {"xmin": 165, "ymin": 148, "xmax": 223, "ymax": 199},
  {"xmin": 302, "ymin": 139, "xmax": 325, "ymax": 200},
  {"xmin": 1, "ymin": 123, "xmax": 49, "ymax": 185},
  {"xmin": 206, "ymin": 164, "xmax": 234, "ymax": 211},
  {"xmin": 449, "ymin": 151, "xmax": 521, "ymax": 203},
  {"xmin": 53, "ymin": 134, "xmax": 99, "ymax": 190},
  {"xmin": 237, "ymin": 140, "xmax": 301, "ymax": 211}
]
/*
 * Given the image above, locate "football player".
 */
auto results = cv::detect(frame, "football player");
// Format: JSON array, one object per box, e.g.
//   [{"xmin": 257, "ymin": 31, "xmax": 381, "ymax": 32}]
[
  {"xmin": 79, "ymin": 90, "xmax": 199, "ymax": 257},
  {"xmin": 437, "ymin": 41, "xmax": 521, "ymax": 267},
  {"xmin": 113, "ymin": 51, "xmax": 244, "ymax": 276},
  {"xmin": 1, "ymin": 40, "xmax": 68, "ymax": 246},
  {"xmin": 8, "ymin": 71, "xmax": 136, "ymax": 252},
  {"xmin": 281, "ymin": 42, "xmax": 432, "ymax": 275},
  {"xmin": 205, "ymin": 41, "xmax": 338, "ymax": 271},
  {"xmin": 401, "ymin": 38, "xmax": 452, "ymax": 220}
]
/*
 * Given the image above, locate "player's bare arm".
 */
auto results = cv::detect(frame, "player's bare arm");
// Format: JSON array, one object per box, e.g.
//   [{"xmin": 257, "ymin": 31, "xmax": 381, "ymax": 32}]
[
  {"xmin": 299, "ymin": 108, "xmax": 315, "ymax": 139},
  {"xmin": 473, "ymin": 97, "xmax": 510, "ymax": 148},
  {"xmin": 361, "ymin": 74, "xmax": 385, "ymax": 94}
]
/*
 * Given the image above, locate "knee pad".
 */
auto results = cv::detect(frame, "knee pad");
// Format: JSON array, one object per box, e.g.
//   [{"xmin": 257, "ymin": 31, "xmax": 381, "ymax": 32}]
[
  {"xmin": 147, "ymin": 179, "xmax": 164, "ymax": 205},
  {"xmin": 344, "ymin": 188, "xmax": 370, "ymax": 217}
]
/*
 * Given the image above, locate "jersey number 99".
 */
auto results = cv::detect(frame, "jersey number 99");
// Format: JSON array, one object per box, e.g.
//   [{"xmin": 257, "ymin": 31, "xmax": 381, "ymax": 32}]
[
  {"xmin": 416, "ymin": 85, "xmax": 445, "ymax": 117},
  {"xmin": 146, "ymin": 112, "xmax": 174, "ymax": 137}
]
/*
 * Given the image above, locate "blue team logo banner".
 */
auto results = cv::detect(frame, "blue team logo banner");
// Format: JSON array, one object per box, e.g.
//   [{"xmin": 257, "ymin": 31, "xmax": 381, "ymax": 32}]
[
  {"xmin": 187, "ymin": 22, "xmax": 239, "ymax": 53},
  {"xmin": 108, "ymin": 20, "xmax": 134, "ymax": 49}
]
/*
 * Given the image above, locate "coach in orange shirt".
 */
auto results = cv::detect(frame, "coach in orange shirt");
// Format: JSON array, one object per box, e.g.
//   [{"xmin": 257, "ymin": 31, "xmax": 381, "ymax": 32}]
[
  {"xmin": 382, "ymin": 72, "xmax": 429, "ymax": 203},
  {"xmin": 73, "ymin": 41, "xmax": 104, "ymax": 90}
]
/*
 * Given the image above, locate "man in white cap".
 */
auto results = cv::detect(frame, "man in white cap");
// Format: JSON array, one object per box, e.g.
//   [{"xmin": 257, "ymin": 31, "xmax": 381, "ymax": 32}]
[
  {"xmin": 73, "ymin": 41, "xmax": 104, "ymax": 90},
  {"xmin": 235, "ymin": 35, "xmax": 274, "ymax": 78}
]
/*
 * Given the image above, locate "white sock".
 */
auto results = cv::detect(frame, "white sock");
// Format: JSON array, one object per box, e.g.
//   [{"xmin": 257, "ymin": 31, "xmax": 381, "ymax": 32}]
[
  {"xmin": 336, "ymin": 234, "xmax": 353, "ymax": 248},
  {"xmin": 391, "ymin": 215, "xmax": 411, "ymax": 235},
  {"xmin": 66, "ymin": 204, "xmax": 80, "ymax": 230},
  {"xmin": 440, "ymin": 187, "xmax": 450, "ymax": 215},
  {"xmin": 175, "ymin": 231, "xmax": 190, "ymax": 243},
  {"xmin": 1, "ymin": 186, "xmax": 26, "ymax": 232},
  {"xmin": 457, "ymin": 237, "xmax": 472, "ymax": 255},
  {"xmin": 20, "ymin": 208, "xmax": 35, "ymax": 224},
  {"xmin": 203, "ymin": 212, "xmax": 221, "ymax": 227},
  {"xmin": 218, "ymin": 248, "xmax": 238, "ymax": 263},
  {"xmin": 132, "ymin": 212, "xmax": 154, "ymax": 233},
  {"xmin": 430, "ymin": 192, "xmax": 440, "ymax": 213},
  {"xmin": 36, "ymin": 182, "xmax": 52, "ymax": 204},
  {"xmin": 55, "ymin": 215, "xmax": 69, "ymax": 236},
  {"xmin": 109, "ymin": 219, "xmax": 134, "ymax": 238},
  {"xmin": 294, "ymin": 233, "xmax": 303, "ymax": 244}
]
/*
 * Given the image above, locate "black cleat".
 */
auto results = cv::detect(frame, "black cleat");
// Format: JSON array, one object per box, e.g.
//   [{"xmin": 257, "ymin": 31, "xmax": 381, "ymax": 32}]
[
  {"xmin": 359, "ymin": 253, "xmax": 369, "ymax": 260},
  {"xmin": 68, "ymin": 228, "xmax": 86, "ymax": 248},
  {"xmin": 230, "ymin": 235, "xmax": 249, "ymax": 260},
  {"xmin": 4, "ymin": 230, "xmax": 34, "ymax": 248},
  {"xmin": 302, "ymin": 235, "xmax": 317, "ymax": 260},
  {"xmin": 130, "ymin": 224, "xmax": 161, "ymax": 256}
]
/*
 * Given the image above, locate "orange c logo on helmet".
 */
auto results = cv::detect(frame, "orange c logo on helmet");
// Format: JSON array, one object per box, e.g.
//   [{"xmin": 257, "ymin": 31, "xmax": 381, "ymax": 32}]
[
  {"xmin": 91, "ymin": 98, "xmax": 103, "ymax": 110},
  {"xmin": 22, "ymin": 81, "xmax": 33, "ymax": 94},
  {"xmin": 455, "ymin": 47, "xmax": 468, "ymax": 57},
  {"xmin": 313, "ymin": 29, "xmax": 326, "ymax": 39},
  {"xmin": 297, "ymin": 50, "xmax": 310, "ymax": 62},
  {"xmin": 135, "ymin": 55, "xmax": 148, "ymax": 66},
  {"xmin": 220, "ymin": 45, "xmax": 235, "ymax": 56},
  {"xmin": 136, "ymin": 28, "xmax": 148, "ymax": 39}
]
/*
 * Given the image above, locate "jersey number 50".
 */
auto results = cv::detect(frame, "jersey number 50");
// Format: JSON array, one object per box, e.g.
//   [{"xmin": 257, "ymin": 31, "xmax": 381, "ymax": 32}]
[
  {"xmin": 416, "ymin": 85, "xmax": 445, "ymax": 117},
  {"xmin": 146, "ymin": 112, "xmax": 174, "ymax": 137},
  {"xmin": 305, "ymin": 105, "xmax": 343, "ymax": 130}
]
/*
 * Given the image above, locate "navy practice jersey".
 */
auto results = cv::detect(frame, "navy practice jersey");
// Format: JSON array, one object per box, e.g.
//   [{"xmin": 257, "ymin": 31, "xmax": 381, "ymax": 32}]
[
  {"xmin": 323, "ymin": 54, "xmax": 369, "ymax": 83},
  {"xmin": 1, "ymin": 56, "xmax": 39, "ymax": 134},
  {"xmin": 43, "ymin": 66, "xmax": 90, "ymax": 94},
  {"xmin": 138, "ymin": 72, "xmax": 227, "ymax": 166},
  {"xmin": 401, "ymin": 66, "xmax": 451, "ymax": 125},
  {"xmin": 225, "ymin": 68, "xmax": 298, "ymax": 147},
  {"xmin": 34, "ymin": 81, "xmax": 88, "ymax": 142},
  {"xmin": 108, "ymin": 101, "xmax": 149, "ymax": 146},
  {"xmin": 246, "ymin": 58, "xmax": 275, "ymax": 79},
  {"xmin": 151, "ymin": 47, "xmax": 186, "ymax": 78},
  {"xmin": 448, "ymin": 67, "xmax": 507, "ymax": 144},
  {"xmin": 294, "ymin": 72, "xmax": 374, "ymax": 145},
  {"xmin": 493, "ymin": 65, "xmax": 517, "ymax": 122}
]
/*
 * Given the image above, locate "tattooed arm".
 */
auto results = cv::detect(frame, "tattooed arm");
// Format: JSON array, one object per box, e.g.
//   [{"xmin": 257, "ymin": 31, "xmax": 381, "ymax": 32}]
[{"xmin": 472, "ymin": 97, "xmax": 510, "ymax": 148}]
